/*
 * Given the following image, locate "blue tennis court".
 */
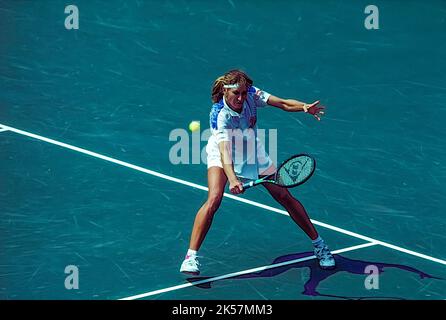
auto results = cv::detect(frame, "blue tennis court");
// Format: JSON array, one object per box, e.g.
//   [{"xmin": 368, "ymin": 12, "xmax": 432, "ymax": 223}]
[{"xmin": 1, "ymin": 0, "xmax": 445, "ymax": 300}]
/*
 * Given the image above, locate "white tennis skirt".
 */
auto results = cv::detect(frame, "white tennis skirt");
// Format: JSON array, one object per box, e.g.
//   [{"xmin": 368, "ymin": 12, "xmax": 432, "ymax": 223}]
[{"xmin": 206, "ymin": 136, "xmax": 274, "ymax": 177}]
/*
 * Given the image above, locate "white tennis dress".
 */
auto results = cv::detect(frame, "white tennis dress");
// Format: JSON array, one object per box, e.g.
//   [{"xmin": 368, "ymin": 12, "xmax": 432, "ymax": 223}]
[{"xmin": 206, "ymin": 86, "xmax": 274, "ymax": 180}]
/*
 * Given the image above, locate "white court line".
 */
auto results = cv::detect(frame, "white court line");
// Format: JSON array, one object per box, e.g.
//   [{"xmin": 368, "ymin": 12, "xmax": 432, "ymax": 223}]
[
  {"xmin": 119, "ymin": 242, "xmax": 378, "ymax": 300},
  {"xmin": 0, "ymin": 126, "xmax": 9, "ymax": 132},
  {"xmin": 1, "ymin": 123, "xmax": 446, "ymax": 268}
]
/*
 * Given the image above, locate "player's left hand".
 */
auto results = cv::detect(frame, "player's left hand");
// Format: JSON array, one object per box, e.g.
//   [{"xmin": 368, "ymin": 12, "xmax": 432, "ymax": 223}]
[{"xmin": 304, "ymin": 101, "xmax": 325, "ymax": 121}]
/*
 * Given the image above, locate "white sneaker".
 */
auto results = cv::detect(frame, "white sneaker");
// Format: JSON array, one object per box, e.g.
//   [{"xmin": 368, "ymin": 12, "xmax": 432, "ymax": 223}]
[
  {"xmin": 180, "ymin": 255, "xmax": 200, "ymax": 275},
  {"xmin": 314, "ymin": 243, "xmax": 336, "ymax": 270}
]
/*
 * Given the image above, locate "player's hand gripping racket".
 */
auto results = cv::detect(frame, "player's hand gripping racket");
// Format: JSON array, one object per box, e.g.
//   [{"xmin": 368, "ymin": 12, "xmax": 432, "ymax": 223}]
[{"xmin": 242, "ymin": 154, "xmax": 316, "ymax": 190}]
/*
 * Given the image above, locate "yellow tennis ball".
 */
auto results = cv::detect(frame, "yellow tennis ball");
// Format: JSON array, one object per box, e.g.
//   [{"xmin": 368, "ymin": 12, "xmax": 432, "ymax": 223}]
[{"xmin": 189, "ymin": 121, "xmax": 200, "ymax": 132}]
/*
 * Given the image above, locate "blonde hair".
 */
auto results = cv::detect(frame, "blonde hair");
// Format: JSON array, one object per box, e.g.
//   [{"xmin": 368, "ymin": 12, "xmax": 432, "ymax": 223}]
[{"xmin": 211, "ymin": 69, "xmax": 253, "ymax": 103}]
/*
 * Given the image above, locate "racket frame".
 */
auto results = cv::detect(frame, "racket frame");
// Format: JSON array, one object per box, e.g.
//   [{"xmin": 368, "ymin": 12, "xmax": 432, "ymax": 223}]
[{"xmin": 242, "ymin": 153, "xmax": 316, "ymax": 190}]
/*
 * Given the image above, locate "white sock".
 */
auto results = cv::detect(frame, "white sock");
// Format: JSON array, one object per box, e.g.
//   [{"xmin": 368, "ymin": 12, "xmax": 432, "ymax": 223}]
[
  {"xmin": 186, "ymin": 249, "xmax": 197, "ymax": 258},
  {"xmin": 312, "ymin": 236, "xmax": 324, "ymax": 247}
]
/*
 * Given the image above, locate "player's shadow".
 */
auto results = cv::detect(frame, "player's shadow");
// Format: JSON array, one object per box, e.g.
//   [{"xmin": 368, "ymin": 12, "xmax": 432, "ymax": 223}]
[{"xmin": 186, "ymin": 252, "xmax": 443, "ymax": 300}]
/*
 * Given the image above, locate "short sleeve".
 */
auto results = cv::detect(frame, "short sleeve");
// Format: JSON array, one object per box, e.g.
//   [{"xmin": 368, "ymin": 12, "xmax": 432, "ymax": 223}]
[{"xmin": 249, "ymin": 85, "xmax": 271, "ymax": 108}]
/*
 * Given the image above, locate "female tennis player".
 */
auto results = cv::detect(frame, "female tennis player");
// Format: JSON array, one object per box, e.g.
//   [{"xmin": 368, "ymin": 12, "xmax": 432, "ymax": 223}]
[{"xmin": 180, "ymin": 69, "xmax": 335, "ymax": 275}]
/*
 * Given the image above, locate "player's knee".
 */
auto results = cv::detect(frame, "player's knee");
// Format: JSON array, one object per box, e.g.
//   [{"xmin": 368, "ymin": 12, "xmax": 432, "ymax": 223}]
[{"xmin": 207, "ymin": 193, "xmax": 223, "ymax": 213}]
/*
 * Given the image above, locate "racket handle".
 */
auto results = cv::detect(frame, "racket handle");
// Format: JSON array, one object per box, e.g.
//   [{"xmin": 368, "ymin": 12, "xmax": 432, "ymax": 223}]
[{"xmin": 242, "ymin": 181, "xmax": 255, "ymax": 190}]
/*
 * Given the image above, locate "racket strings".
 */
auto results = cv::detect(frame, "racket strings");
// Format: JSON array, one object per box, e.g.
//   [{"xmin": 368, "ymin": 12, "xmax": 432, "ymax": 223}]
[{"xmin": 277, "ymin": 156, "xmax": 313, "ymax": 186}]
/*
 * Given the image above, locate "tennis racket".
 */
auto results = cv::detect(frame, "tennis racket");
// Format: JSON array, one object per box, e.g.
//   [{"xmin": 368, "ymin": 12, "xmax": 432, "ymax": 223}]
[{"xmin": 242, "ymin": 154, "xmax": 316, "ymax": 190}]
